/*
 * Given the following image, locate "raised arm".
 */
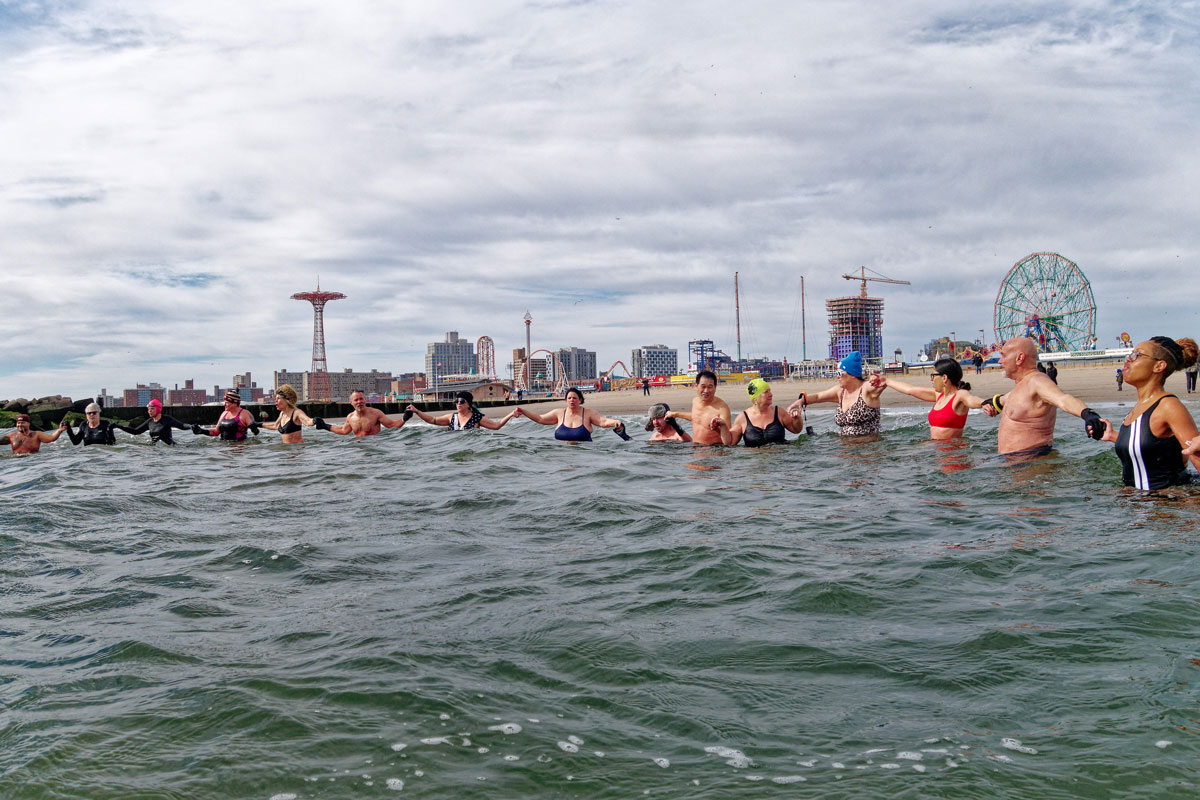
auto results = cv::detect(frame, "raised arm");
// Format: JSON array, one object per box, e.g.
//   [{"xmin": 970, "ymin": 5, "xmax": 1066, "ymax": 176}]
[
  {"xmin": 38, "ymin": 423, "xmax": 68, "ymax": 444},
  {"xmin": 778, "ymin": 405, "xmax": 805, "ymax": 434},
  {"xmin": 786, "ymin": 384, "xmax": 840, "ymax": 416},
  {"xmin": 65, "ymin": 422, "xmax": 85, "ymax": 445},
  {"xmin": 584, "ymin": 408, "xmax": 621, "ymax": 430}
]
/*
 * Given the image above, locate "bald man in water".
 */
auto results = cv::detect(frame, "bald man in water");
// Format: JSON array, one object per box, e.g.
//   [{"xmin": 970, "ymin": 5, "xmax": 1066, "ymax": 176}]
[
  {"xmin": 982, "ymin": 337, "xmax": 1105, "ymax": 455},
  {"xmin": 315, "ymin": 390, "xmax": 407, "ymax": 437}
]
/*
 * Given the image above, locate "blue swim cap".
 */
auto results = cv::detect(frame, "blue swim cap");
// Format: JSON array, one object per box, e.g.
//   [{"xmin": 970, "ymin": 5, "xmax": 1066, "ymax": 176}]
[{"xmin": 838, "ymin": 351, "xmax": 864, "ymax": 380}]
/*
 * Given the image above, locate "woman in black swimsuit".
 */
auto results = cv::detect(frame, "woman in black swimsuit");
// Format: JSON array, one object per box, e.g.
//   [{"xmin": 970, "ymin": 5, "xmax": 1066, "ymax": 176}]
[
  {"xmin": 405, "ymin": 391, "xmax": 517, "ymax": 431},
  {"xmin": 259, "ymin": 384, "xmax": 315, "ymax": 443},
  {"xmin": 719, "ymin": 379, "xmax": 806, "ymax": 446},
  {"xmin": 193, "ymin": 390, "xmax": 259, "ymax": 441},
  {"xmin": 65, "ymin": 402, "xmax": 117, "ymax": 446},
  {"xmin": 1097, "ymin": 336, "xmax": 1200, "ymax": 489}
]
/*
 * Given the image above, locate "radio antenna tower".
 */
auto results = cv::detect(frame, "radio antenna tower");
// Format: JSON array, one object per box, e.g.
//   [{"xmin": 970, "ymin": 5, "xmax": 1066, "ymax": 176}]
[{"xmin": 291, "ymin": 278, "xmax": 345, "ymax": 401}]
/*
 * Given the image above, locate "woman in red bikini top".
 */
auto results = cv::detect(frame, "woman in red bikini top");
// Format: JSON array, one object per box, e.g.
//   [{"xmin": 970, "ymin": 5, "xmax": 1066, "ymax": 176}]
[{"xmin": 878, "ymin": 357, "xmax": 986, "ymax": 440}]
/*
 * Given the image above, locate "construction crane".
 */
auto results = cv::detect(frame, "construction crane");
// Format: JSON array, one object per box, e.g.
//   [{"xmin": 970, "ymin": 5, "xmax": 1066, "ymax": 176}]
[{"xmin": 842, "ymin": 266, "xmax": 911, "ymax": 298}]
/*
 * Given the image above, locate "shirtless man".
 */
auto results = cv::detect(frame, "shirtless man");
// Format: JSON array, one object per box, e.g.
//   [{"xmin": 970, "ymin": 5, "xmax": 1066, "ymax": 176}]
[
  {"xmin": 664, "ymin": 370, "xmax": 732, "ymax": 445},
  {"xmin": 314, "ymin": 390, "xmax": 407, "ymax": 437},
  {"xmin": 2, "ymin": 414, "xmax": 67, "ymax": 454},
  {"xmin": 982, "ymin": 337, "xmax": 1104, "ymax": 455}
]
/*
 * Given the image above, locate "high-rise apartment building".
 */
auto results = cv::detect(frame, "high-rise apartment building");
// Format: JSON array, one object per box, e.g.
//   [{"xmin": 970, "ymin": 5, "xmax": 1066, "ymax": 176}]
[
  {"xmin": 555, "ymin": 346, "xmax": 597, "ymax": 382},
  {"xmin": 122, "ymin": 383, "xmax": 165, "ymax": 408},
  {"xmin": 168, "ymin": 379, "xmax": 207, "ymax": 406},
  {"xmin": 426, "ymin": 332, "xmax": 476, "ymax": 381},
  {"xmin": 631, "ymin": 345, "xmax": 678, "ymax": 378}
]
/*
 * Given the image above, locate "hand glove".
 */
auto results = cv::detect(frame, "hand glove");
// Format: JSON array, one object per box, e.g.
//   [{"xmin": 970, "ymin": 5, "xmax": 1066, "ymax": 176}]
[
  {"xmin": 612, "ymin": 422, "xmax": 631, "ymax": 441},
  {"xmin": 1080, "ymin": 407, "xmax": 1106, "ymax": 440},
  {"xmin": 402, "ymin": 410, "xmax": 413, "ymax": 421},
  {"xmin": 314, "ymin": 417, "xmax": 330, "ymax": 430},
  {"xmin": 191, "ymin": 424, "xmax": 205, "ymax": 435}
]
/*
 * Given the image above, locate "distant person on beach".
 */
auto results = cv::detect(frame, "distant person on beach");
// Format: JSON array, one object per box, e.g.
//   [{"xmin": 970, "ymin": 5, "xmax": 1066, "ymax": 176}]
[
  {"xmin": 258, "ymin": 384, "xmax": 316, "ymax": 443},
  {"xmin": 645, "ymin": 403, "xmax": 691, "ymax": 442},
  {"xmin": 980, "ymin": 337, "xmax": 1105, "ymax": 456},
  {"xmin": 1096, "ymin": 336, "xmax": 1200, "ymax": 489},
  {"xmin": 642, "ymin": 378, "xmax": 651, "ymax": 396},
  {"xmin": 515, "ymin": 387, "xmax": 626, "ymax": 441},
  {"xmin": 316, "ymin": 390, "xmax": 406, "ymax": 436},
  {"xmin": 973, "ymin": 353, "xmax": 984, "ymax": 374},
  {"xmin": 663, "ymin": 370, "xmax": 732, "ymax": 445},
  {"xmin": 718, "ymin": 378, "xmax": 806, "ymax": 447},
  {"xmin": 1116, "ymin": 368, "xmax": 1124, "ymax": 391},
  {"xmin": 786, "ymin": 352, "xmax": 884, "ymax": 437},
  {"xmin": 66, "ymin": 402, "xmax": 117, "ymax": 446},
  {"xmin": 2, "ymin": 413, "xmax": 68, "ymax": 454},
  {"xmin": 878, "ymin": 358, "xmax": 985, "ymax": 440},
  {"xmin": 192, "ymin": 390, "xmax": 259, "ymax": 441},
  {"xmin": 1186, "ymin": 359, "xmax": 1198, "ymax": 394},
  {"xmin": 114, "ymin": 399, "xmax": 190, "ymax": 445},
  {"xmin": 407, "ymin": 390, "xmax": 517, "ymax": 431},
  {"xmin": 1046, "ymin": 362, "xmax": 1058, "ymax": 384}
]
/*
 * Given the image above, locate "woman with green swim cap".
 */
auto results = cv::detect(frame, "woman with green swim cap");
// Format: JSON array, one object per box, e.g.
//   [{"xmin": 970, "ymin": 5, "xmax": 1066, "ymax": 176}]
[
  {"xmin": 785, "ymin": 351, "xmax": 886, "ymax": 436},
  {"xmin": 718, "ymin": 378, "xmax": 806, "ymax": 446}
]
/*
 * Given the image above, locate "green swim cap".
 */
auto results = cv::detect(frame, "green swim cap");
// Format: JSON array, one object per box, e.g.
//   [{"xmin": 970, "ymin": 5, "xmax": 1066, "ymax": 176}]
[{"xmin": 747, "ymin": 378, "xmax": 770, "ymax": 399}]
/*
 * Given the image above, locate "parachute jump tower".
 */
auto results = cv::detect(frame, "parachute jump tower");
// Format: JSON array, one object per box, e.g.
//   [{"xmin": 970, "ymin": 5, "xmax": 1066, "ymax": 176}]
[{"xmin": 291, "ymin": 280, "xmax": 345, "ymax": 401}]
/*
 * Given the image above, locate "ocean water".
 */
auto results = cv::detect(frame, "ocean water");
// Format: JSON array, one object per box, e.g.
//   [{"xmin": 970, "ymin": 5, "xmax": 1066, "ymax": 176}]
[{"xmin": 2, "ymin": 403, "xmax": 1198, "ymax": 799}]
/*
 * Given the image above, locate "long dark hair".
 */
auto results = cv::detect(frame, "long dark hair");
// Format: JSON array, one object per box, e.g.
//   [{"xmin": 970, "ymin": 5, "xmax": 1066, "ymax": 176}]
[
  {"xmin": 933, "ymin": 357, "xmax": 970, "ymax": 391},
  {"xmin": 565, "ymin": 387, "xmax": 585, "ymax": 403}
]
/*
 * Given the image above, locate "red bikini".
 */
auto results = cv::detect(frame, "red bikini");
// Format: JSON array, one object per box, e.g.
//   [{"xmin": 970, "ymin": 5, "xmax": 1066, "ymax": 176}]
[{"xmin": 927, "ymin": 392, "xmax": 967, "ymax": 429}]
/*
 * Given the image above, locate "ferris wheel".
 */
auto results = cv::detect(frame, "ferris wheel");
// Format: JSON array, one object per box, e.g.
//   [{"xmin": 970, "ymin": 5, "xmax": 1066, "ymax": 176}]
[{"xmin": 993, "ymin": 252, "xmax": 1096, "ymax": 352}]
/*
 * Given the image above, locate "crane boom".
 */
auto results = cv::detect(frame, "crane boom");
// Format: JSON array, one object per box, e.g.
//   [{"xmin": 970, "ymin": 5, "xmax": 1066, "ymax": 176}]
[{"xmin": 842, "ymin": 266, "xmax": 912, "ymax": 298}]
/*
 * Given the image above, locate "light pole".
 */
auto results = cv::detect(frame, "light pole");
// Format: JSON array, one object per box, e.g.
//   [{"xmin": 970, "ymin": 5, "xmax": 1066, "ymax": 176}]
[{"xmin": 979, "ymin": 329, "xmax": 985, "ymax": 347}]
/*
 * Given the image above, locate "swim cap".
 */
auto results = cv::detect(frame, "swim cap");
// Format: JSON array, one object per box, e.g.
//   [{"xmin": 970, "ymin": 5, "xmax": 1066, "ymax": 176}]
[
  {"xmin": 148, "ymin": 399, "xmax": 162, "ymax": 413},
  {"xmin": 16, "ymin": 413, "xmax": 31, "ymax": 423},
  {"xmin": 224, "ymin": 390, "xmax": 241, "ymax": 405},
  {"xmin": 645, "ymin": 403, "xmax": 669, "ymax": 431},
  {"xmin": 746, "ymin": 378, "xmax": 770, "ymax": 399},
  {"xmin": 838, "ymin": 351, "xmax": 864, "ymax": 380}
]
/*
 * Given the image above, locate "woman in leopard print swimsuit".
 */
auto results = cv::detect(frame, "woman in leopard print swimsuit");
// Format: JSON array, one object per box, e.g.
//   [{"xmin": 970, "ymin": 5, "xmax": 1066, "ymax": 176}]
[{"xmin": 786, "ymin": 351, "xmax": 884, "ymax": 436}]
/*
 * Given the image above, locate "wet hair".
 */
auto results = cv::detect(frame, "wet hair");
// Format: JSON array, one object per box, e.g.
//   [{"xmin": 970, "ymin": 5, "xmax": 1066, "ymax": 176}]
[
  {"xmin": 1148, "ymin": 336, "xmax": 1199, "ymax": 377},
  {"xmin": 695, "ymin": 369, "xmax": 717, "ymax": 385},
  {"xmin": 565, "ymin": 387, "xmax": 585, "ymax": 403},
  {"xmin": 932, "ymin": 357, "xmax": 970, "ymax": 391},
  {"xmin": 275, "ymin": 384, "xmax": 298, "ymax": 406}
]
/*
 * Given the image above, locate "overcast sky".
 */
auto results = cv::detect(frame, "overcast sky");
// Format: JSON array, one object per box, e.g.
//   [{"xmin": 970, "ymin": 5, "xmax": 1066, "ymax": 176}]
[{"xmin": 2, "ymin": 0, "xmax": 1196, "ymax": 400}]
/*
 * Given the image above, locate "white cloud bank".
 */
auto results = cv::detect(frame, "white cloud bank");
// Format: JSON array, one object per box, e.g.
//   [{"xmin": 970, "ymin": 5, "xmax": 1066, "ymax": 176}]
[{"xmin": 1, "ymin": 0, "xmax": 1197, "ymax": 398}]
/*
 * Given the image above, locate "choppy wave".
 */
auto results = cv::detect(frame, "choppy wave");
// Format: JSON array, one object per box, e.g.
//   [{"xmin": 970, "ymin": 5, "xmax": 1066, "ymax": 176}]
[{"xmin": 2, "ymin": 408, "xmax": 1198, "ymax": 798}]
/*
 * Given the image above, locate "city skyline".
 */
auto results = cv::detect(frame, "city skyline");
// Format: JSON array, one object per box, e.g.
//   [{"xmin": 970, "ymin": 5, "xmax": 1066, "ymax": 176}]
[{"xmin": 3, "ymin": 2, "xmax": 1196, "ymax": 400}]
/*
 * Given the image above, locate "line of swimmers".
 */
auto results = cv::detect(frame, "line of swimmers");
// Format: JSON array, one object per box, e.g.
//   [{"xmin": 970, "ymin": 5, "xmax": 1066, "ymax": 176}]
[{"xmin": 3, "ymin": 336, "xmax": 1197, "ymax": 491}]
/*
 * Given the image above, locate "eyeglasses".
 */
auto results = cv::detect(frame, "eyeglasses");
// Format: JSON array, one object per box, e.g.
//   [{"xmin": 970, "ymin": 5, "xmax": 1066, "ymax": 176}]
[
  {"xmin": 1125, "ymin": 350, "xmax": 1155, "ymax": 363},
  {"xmin": 455, "ymin": 399, "xmax": 468, "ymax": 404},
  {"xmin": 86, "ymin": 411, "xmax": 99, "ymax": 415}
]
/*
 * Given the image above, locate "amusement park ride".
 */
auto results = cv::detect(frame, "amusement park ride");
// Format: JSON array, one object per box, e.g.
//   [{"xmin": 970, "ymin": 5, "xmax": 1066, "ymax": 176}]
[{"xmin": 993, "ymin": 253, "xmax": 1097, "ymax": 352}]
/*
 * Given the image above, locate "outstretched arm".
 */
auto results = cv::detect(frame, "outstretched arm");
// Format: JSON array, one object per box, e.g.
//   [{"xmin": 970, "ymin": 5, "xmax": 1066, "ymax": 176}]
[
  {"xmin": 881, "ymin": 377, "xmax": 937, "ymax": 402},
  {"xmin": 478, "ymin": 410, "xmax": 517, "ymax": 430},
  {"xmin": 1032, "ymin": 376, "xmax": 1106, "ymax": 439},
  {"xmin": 405, "ymin": 404, "xmax": 451, "ymax": 426},
  {"xmin": 65, "ymin": 423, "xmax": 84, "ymax": 445},
  {"xmin": 514, "ymin": 407, "xmax": 560, "ymax": 426},
  {"xmin": 786, "ymin": 384, "xmax": 840, "ymax": 416},
  {"xmin": 1160, "ymin": 399, "xmax": 1200, "ymax": 471},
  {"xmin": 778, "ymin": 405, "xmax": 805, "ymax": 434}
]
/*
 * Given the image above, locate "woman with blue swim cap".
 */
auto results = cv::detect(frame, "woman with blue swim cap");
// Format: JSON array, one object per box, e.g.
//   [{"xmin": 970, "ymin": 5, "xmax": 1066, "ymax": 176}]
[{"xmin": 785, "ymin": 351, "xmax": 885, "ymax": 436}]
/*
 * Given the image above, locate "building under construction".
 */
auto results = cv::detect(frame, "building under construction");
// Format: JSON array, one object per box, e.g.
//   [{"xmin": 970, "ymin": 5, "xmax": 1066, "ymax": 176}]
[{"xmin": 826, "ymin": 295, "xmax": 884, "ymax": 361}]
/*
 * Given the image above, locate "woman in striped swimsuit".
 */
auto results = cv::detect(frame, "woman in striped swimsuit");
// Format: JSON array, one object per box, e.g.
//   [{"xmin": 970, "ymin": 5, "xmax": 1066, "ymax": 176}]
[{"xmin": 1098, "ymin": 336, "xmax": 1200, "ymax": 490}]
